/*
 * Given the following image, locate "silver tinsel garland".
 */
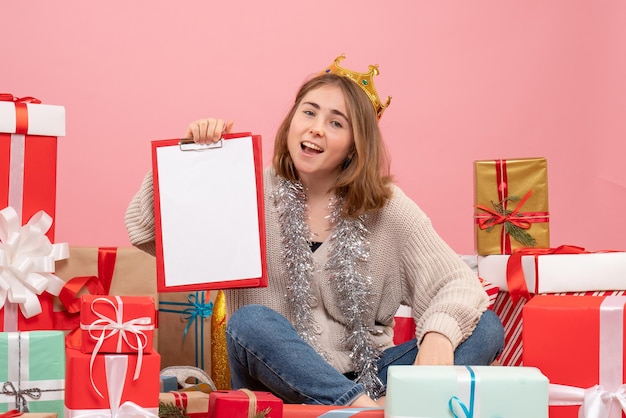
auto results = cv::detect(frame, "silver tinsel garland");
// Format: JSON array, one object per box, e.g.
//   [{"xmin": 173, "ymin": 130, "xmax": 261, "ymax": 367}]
[{"xmin": 274, "ymin": 178, "xmax": 384, "ymax": 399}]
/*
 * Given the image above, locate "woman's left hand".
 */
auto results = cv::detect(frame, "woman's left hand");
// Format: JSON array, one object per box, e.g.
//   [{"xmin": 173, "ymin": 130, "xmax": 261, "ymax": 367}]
[{"xmin": 413, "ymin": 332, "xmax": 454, "ymax": 365}]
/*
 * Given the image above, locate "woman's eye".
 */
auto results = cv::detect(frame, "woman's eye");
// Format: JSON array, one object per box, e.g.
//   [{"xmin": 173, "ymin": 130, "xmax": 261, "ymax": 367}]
[
  {"xmin": 331, "ymin": 121, "xmax": 343, "ymax": 128},
  {"xmin": 303, "ymin": 110, "xmax": 314, "ymax": 116}
]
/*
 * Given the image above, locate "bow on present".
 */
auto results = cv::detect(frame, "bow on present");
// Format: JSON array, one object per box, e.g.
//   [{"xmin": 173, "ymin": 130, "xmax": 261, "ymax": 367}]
[
  {"xmin": 0, "ymin": 206, "xmax": 69, "ymax": 322},
  {"xmin": 70, "ymin": 355, "xmax": 158, "ymax": 418},
  {"xmin": 446, "ymin": 366, "xmax": 505, "ymax": 418},
  {"xmin": 159, "ymin": 291, "xmax": 213, "ymax": 370},
  {"xmin": 55, "ymin": 247, "xmax": 118, "ymax": 341},
  {"xmin": 549, "ymin": 384, "xmax": 626, "ymax": 418},
  {"xmin": 0, "ymin": 94, "xmax": 41, "ymax": 135},
  {"xmin": 83, "ymin": 296, "xmax": 154, "ymax": 397}
]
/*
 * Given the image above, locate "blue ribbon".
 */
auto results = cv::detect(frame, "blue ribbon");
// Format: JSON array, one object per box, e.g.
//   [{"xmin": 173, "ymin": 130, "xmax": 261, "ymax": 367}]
[
  {"xmin": 158, "ymin": 291, "xmax": 213, "ymax": 369},
  {"xmin": 448, "ymin": 366, "xmax": 476, "ymax": 418}
]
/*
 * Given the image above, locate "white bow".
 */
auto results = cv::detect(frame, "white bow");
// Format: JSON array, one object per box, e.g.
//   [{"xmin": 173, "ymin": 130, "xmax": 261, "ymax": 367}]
[{"xmin": 0, "ymin": 206, "xmax": 69, "ymax": 318}]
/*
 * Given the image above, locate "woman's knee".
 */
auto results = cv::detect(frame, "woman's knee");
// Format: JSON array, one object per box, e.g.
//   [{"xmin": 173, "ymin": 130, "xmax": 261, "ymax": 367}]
[{"xmin": 475, "ymin": 309, "xmax": 505, "ymax": 353}]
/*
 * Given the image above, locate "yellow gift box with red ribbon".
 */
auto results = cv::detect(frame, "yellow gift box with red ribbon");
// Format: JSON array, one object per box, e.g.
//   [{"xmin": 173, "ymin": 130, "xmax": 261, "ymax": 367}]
[{"xmin": 474, "ymin": 157, "xmax": 550, "ymax": 255}]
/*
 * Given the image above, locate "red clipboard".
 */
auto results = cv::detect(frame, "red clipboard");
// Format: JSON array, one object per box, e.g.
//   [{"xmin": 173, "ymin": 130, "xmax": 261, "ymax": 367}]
[{"xmin": 152, "ymin": 132, "xmax": 267, "ymax": 292}]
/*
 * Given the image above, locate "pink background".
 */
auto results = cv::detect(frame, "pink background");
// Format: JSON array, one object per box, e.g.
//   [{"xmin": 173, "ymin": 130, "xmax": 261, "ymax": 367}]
[{"xmin": 3, "ymin": 1, "xmax": 625, "ymax": 255}]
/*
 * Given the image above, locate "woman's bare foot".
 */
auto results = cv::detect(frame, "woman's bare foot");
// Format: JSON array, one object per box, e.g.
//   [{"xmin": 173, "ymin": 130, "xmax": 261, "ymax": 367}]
[{"xmin": 375, "ymin": 396, "xmax": 386, "ymax": 407}]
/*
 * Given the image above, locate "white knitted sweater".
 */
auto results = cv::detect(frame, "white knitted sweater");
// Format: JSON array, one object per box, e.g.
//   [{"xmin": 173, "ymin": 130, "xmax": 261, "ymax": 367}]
[{"xmin": 125, "ymin": 168, "xmax": 488, "ymax": 373}]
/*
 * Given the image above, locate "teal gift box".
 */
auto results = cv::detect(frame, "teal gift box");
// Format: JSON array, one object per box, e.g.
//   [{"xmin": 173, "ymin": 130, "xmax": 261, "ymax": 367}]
[
  {"xmin": 385, "ymin": 365, "xmax": 549, "ymax": 418},
  {"xmin": 0, "ymin": 331, "xmax": 65, "ymax": 416}
]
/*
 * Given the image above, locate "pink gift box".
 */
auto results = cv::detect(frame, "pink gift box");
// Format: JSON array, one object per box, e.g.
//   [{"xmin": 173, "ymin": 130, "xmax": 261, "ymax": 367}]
[
  {"xmin": 64, "ymin": 347, "xmax": 160, "ymax": 416},
  {"xmin": 80, "ymin": 295, "xmax": 155, "ymax": 354}
]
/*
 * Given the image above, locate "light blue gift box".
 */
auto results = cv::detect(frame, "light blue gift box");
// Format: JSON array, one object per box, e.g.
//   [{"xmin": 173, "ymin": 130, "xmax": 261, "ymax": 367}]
[
  {"xmin": 0, "ymin": 331, "xmax": 65, "ymax": 416},
  {"xmin": 385, "ymin": 365, "xmax": 549, "ymax": 418}
]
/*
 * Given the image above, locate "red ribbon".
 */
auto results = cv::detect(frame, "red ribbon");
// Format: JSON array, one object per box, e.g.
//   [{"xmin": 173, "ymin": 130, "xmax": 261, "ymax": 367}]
[
  {"xmin": 54, "ymin": 248, "xmax": 118, "ymax": 347},
  {"xmin": 0, "ymin": 93, "xmax": 42, "ymax": 135},
  {"xmin": 505, "ymin": 245, "xmax": 591, "ymax": 302},
  {"xmin": 172, "ymin": 391, "xmax": 189, "ymax": 409},
  {"xmin": 0, "ymin": 410, "xmax": 23, "ymax": 417},
  {"xmin": 475, "ymin": 189, "xmax": 534, "ymax": 230}
]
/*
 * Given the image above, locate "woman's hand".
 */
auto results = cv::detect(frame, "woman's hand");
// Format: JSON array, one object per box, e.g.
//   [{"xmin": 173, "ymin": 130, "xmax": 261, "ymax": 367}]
[
  {"xmin": 184, "ymin": 118, "xmax": 234, "ymax": 145},
  {"xmin": 413, "ymin": 332, "xmax": 454, "ymax": 365}
]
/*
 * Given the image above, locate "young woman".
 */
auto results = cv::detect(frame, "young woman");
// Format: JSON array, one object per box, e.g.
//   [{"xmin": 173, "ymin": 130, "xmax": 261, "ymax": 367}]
[{"xmin": 126, "ymin": 55, "xmax": 504, "ymax": 407}]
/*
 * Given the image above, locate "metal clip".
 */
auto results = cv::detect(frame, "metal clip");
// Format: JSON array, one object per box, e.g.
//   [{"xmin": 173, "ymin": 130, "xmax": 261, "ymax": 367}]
[{"xmin": 179, "ymin": 137, "xmax": 223, "ymax": 152}]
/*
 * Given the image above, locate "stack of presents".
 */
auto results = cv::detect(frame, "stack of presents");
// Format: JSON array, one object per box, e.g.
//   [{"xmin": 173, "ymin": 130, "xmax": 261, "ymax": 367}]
[{"xmin": 1, "ymin": 94, "xmax": 624, "ymax": 418}]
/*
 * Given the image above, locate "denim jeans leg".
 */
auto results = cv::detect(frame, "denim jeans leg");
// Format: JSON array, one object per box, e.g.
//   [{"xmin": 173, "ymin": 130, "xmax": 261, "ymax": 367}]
[
  {"xmin": 225, "ymin": 304, "xmax": 366, "ymax": 405},
  {"xmin": 376, "ymin": 309, "xmax": 505, "ymax": 389}
]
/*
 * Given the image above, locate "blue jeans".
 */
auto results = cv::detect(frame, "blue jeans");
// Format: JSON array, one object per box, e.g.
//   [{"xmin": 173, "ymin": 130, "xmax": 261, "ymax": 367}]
[{"xmin": 225, "ymin": 304, "xmax": 504, "ymax": 405}]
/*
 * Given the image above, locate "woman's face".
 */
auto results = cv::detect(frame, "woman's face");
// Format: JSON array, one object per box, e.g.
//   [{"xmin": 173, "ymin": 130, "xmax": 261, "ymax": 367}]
[{"xmin": 286, "ymin": 84, "xmax": 354, "ymax": 182}]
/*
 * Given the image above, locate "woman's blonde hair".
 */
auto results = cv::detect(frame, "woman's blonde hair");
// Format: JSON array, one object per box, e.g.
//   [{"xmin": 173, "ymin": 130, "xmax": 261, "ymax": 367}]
[{"xmin": 273, "ymin": 73, "xmax": 393, "ymax": 217}]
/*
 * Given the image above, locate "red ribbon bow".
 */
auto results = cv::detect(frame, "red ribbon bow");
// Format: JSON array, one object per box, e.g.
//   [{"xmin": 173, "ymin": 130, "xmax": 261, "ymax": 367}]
[
  {"xmin": 53, "ymin": 248, "xmax": 118, "ymax": 347},
  {"xmin": 475, "ymin": 190, "xmax": 534, "ymax": 231}
]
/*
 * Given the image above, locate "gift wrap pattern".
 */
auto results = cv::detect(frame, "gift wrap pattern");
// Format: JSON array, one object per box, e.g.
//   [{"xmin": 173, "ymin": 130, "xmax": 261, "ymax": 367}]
[
  {"xmin": 385, "ymin": 365, "xmax": 549, "ymax": 418},
  {"xmin": 0, "ymin": 331, "xmax": 65, "ymax": 416}
]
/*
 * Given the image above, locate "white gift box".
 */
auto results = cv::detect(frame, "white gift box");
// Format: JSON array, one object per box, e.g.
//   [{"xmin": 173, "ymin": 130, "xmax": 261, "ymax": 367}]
[
  {"xmin": 385, "ymin": 365, "xmax": 549, "ymax": 418},
  {"xmin": 0, "ymin": 100, "xmax": 65, "ymax": 136},
  {"xmin": 477, "ymin": 252, "xmax": 626, "ymax": 293}
]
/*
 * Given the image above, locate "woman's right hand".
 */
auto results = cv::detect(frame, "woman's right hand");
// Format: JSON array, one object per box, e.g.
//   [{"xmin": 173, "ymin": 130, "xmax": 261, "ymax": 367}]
[{"xmin": 184, "ymin": 118, "xmax": 234, "ymax": 145}]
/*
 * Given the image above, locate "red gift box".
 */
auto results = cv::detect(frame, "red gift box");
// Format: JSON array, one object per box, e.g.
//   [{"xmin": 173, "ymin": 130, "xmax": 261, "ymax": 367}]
[
  {"xmin": 283, "ymin": 404, "xmax": 383, "ymax": 417},
  {"xmin": 209, "ymin": 390, "xmax": 282, "ymax": 418},
  {"xmin": 80, "ymin": 295, "xmax": 155, "ymax": 354},
  {"xmin": 0, "ymin": 94, "xmax": 65, "ymax": 242},
  {"xmin": 523, "ymin": 295, "xmax": 626, "ymax": 418},
  {"xmin": 64, "ymin": 347, "xmax": 160, "ymax": 416}
]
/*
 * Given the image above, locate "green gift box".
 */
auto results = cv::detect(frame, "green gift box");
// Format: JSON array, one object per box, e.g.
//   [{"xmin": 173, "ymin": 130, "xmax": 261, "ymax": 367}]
[{"xmin": 0, "ymin": 331, "xmax": 65, "ymax": 416}]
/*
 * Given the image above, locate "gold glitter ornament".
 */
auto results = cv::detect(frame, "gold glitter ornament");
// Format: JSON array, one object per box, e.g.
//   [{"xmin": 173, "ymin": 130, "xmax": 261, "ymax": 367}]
[{"xmin": 210, "ymin": 289, "xmax": 231, "ymax": 389}]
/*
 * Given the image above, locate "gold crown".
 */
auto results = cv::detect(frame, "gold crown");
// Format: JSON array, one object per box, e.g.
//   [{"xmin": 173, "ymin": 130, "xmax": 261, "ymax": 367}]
[{"xmin": 321, "ymin": 54, "xmax": 392, "ymax": 119}]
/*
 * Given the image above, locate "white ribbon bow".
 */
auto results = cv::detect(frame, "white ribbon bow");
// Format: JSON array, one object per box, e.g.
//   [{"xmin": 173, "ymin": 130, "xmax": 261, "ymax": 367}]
[
  {"xmin": 83, "ymin": 296, "xmax": 154, "ymax": 398},
  {"xmin": 0, "ymin": 206, "xmax": 69, "ymax": 319},
  {"xmin": 550, "ymin": 383, "xmax": 626, "ymax": 418}
]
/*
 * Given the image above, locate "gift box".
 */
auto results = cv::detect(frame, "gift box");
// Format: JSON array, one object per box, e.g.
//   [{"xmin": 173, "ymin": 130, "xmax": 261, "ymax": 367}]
[
  {"xmin": 474, "ymin": 157, "xmax": 549, "ymax": 255},
  {"xmin": 479, "ymin": 247, "xmax": 626, "ymax": 367},
  {"xmin": 79, "ymin": 295, "xmax": 155, "ymax": 354},
  {"xmin": 478, "ymin": 248, "xmax": 626, "ymax": 295},
  {"xmin": 159, "ymin": 391, "xmax": 209, "ymax": 418},
  {"xmin": 158, "ymin": 290, "xmax": 214, "ymax": 371},
  {"xmin": 0, "ymin": 94, "xmax": 65, "ymax": 243},
  {"xmin": 523, "ymin": 295, "xmax": 626, "ymax": 418},
  {"xmin": 209, "ymin": 390, "xmax": 282, "ymax": 418},
  {"xmin": 0, "ymin": 331, "xmax": 65, "ymax": 416},
  {"xmin": 283, "ymin": 404, "xmax": 383, "ymax": 417},
  {"xmin": 64, "ymin": 347, "xmax": 160, "ymax": 416},
  {"xmin": 385, "ymin": 365, "xmax": 549, "ymax": 417},
  {"xmin": 53, "ymin": 246, "xmax": 159, "ymax": 347},
  {"xmin": 0, "ymin": 207, "xmax": 69, "ymax": 332}
]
